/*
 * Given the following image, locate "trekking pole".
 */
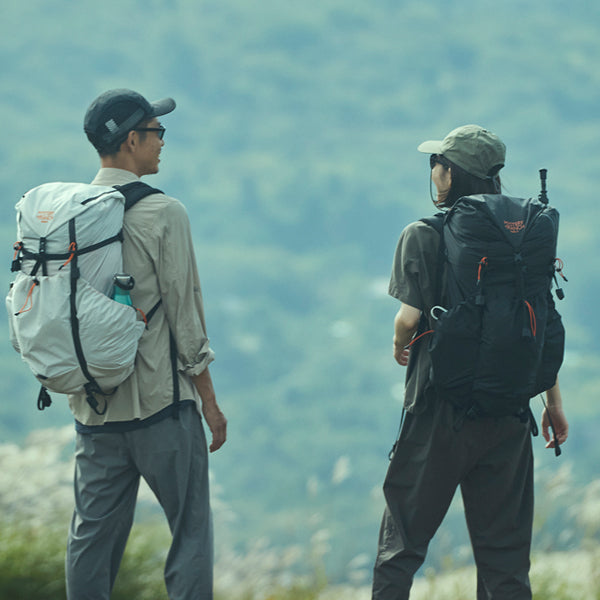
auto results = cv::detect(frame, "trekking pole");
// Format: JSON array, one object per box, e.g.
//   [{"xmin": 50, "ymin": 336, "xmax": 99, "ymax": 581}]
[{"xmin": 538, "ymin": 168, "xmax": 548, "ymax": 205}]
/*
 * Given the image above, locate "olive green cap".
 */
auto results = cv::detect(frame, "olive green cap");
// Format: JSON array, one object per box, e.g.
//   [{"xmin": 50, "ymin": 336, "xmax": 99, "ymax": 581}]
[{"xmin": 417, "ymin": 124, "xmax": 506, "ymax": 179}]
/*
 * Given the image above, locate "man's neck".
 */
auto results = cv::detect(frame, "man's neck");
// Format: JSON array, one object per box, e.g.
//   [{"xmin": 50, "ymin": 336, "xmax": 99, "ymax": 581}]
[{"xmin": 100, "ymin": 155, "xmax": 140, "ymax": 177}]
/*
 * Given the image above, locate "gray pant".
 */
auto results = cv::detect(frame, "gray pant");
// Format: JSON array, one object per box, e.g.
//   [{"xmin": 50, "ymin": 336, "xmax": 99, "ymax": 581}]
[
  {"xmin": 66, "ymin": 404, "xmax": 213, "ymax": 600},
  {"xmin": 372, "ymin": 397, "xmax": 534, "ymax": 600}
]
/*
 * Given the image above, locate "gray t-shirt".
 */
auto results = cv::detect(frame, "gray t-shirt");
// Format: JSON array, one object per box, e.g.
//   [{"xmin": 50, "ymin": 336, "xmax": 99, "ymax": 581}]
[{"xmin": 388, "ymin": 220, "xmax": 442, "ymax": 413}]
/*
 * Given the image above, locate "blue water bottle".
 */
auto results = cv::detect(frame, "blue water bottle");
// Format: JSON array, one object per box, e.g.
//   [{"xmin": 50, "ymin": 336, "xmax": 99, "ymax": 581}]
[{"xmin": 112, "ymin": 273, "xmax": 135, "ymax": 306}]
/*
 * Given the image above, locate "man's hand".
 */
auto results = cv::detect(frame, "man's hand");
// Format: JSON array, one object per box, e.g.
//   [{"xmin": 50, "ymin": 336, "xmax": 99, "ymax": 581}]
[
  {"xmin": 192, "ymin": 367, "xmax": 227, "ymax": 452},
  {"xmin": 202, "ymin": 399, "xmax": 227, "ymax": 453}
]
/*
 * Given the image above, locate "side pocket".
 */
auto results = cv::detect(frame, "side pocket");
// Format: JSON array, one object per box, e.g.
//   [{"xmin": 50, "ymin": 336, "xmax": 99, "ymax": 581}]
[
  {"xmin": 428, "ymin": 299, "xmax": 482, "ymax": 406},
  {"xmin": 5, "ymin": 281, "xmax": 21, "ymax": 353}
]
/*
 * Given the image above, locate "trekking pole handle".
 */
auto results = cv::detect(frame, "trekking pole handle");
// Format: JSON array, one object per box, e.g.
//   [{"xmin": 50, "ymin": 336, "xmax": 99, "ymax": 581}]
[{"xmin": 538, "ymin": 168, "xmax": 548, "ymax": 205}]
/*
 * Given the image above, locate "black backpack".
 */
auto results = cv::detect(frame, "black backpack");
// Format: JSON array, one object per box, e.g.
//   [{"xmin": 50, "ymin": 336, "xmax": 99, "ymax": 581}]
[{"xmin": 421, "ymin": 193, "xmax": 565, "ymax": 419}]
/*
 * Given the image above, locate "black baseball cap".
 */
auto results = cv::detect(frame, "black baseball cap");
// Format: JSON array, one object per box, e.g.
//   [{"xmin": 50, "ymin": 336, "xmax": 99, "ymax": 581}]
[{"xmin": 84, "ymin": 88, "xmax": 176, "ymax": 153}]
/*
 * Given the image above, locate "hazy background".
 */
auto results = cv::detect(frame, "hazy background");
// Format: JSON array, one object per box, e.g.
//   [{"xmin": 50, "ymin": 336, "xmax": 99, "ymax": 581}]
[{"xmin": 1, "ymin": 0, "xmax": 599, "ymax": 585}]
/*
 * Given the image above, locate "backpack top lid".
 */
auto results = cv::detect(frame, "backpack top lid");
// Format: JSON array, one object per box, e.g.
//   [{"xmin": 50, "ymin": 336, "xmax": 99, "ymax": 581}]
[
  {"xmin": 442, "ymin": 194, "xmax": 559, "ymax": 300},
  {"xmin": 445, "ymin": 193, "xmax": 559, "ymax": 257},
  {"xmin": 14, "ymin": 182, "xmax": 128, "ymax": 296},
  {"xmin": 16, "ymin": 182, "xmax": 125, "ymax": 238},
  {"xmin": 460, "ymin": 194, "xmax": 559, "ymax": 249}
]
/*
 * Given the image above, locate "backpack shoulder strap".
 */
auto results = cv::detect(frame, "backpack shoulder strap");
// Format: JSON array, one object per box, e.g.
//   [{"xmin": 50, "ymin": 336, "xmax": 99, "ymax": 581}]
[
  {"xmin": 114, "ymin": 182, "xmax": 163, "ymax": 211},
  {"xmin": 419, "ymin": 212, "xmax": 446, "ymax": 308},
  {"xmin": 404, "ymin": 212, "xmax": 447, "ymax": 377},
  {"xmin": 419, "ymin": 212, "xmax": 445, "ymax": 235}
]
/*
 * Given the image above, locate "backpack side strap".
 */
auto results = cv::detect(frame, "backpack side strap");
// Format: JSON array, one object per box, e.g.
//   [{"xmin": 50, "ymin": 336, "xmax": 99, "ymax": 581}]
[{"xmin": 64, "ymin": 217, "xmax": 108, "ymax": 415}]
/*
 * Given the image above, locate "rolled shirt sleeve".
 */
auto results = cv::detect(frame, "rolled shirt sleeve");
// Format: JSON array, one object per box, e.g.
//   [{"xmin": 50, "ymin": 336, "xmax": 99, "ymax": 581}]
[{"xmin": 154, "ymin": 199, "xmax": 215, "ymax": 376}]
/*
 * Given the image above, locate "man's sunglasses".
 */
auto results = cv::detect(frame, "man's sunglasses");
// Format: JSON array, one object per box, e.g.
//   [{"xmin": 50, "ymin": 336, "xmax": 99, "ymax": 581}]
[
  {"xmin": 134, "ymin": 126, "xmax": 166, "ymax": 140},
  {"xmin": 429, "ymin": 154, "xmax": 450, "ymax": 169}
]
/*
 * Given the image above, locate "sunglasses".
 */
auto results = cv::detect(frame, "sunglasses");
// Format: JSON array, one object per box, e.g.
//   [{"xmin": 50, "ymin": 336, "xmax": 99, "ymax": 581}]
[
  {"xmin": 134, "ymin": 126, "xmax": 166, "ymax": 140},
  {"xmin": 429, "ymin": 154, "xmax": 450, "ymax": 169}
]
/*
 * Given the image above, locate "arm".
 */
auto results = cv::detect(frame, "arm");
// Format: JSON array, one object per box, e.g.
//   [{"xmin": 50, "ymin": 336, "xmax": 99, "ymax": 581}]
[
  {"xmin": 191, "ymin": 367, "xmax": 227, "ymax": 453},
  {"xmin": 393, "ymin": 303, "xmax": 422, "ymax": 366},
  {"xmin": 155, "ymin": 200, "xmax": 226, "ymax": 451},
  {"xmin": 389, "ymin": 222, "xmax": 439, "ymax": 367},
  {"xmin": 541, "ymin": 377, "xmax": 568, "ymax": 449}
]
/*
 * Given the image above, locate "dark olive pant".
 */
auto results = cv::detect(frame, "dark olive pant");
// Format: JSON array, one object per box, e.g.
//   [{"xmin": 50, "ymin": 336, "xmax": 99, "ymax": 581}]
[{"xmin": 372, "ymin": 397, "xmax": 534, "ymax": 600}]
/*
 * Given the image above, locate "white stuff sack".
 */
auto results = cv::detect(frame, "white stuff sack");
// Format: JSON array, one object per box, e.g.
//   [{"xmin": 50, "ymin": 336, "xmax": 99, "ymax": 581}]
[{"xmin": 6, "ymin": 182, "xmax": 145, "ymax": 395}]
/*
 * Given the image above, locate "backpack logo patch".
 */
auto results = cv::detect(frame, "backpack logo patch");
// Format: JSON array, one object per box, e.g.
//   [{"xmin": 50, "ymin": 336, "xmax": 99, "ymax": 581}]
[
  {"xmin": 36, "ymin": 211, "xmax": 55, "ymax": 223},
  {"xmin": 504, "ymin": 220, "xmax": 525, "ymax": 233}
]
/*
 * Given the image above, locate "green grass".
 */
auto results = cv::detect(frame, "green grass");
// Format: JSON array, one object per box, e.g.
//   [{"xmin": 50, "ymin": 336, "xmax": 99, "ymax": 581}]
[
  {"xmin": 0, "ymin": 516, "xmax": 330, "ymax": 600},
  {"xmin": 1, "ymin": 514, "xmax": 600, "ymax": 600}
]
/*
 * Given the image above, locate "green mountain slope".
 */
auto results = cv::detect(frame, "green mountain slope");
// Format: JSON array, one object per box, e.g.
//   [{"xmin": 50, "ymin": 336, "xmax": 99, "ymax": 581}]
[{"xmin": 1, "ymin": 0, "xmax": 599, "ymax": 581}]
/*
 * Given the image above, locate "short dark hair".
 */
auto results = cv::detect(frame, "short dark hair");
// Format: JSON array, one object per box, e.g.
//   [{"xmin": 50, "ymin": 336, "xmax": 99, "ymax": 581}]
[
  {"xmin": 95, "ymin": 117, "xmax": 151, "ymax": 158},
  {"xmin": 443, "ymin": 159, "xmax": 501, "ymax": 207}
]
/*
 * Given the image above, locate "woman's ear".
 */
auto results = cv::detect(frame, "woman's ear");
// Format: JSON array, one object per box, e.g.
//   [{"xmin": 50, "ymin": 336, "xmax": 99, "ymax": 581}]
[{"xmin": 443, "ymin": 166, "xmax": 452, "ymax": 187}]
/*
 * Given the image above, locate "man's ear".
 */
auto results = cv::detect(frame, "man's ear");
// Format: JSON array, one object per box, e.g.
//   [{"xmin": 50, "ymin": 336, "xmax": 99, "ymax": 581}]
[{"xmin": 122, "ymin": 130, "xmax": 137, "ymax": 152}]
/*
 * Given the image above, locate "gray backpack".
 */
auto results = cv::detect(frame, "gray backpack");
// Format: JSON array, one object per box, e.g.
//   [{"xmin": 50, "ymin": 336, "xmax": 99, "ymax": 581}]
[{"xmin": 7, "ymin": 181, "xmax": 159, "ymax": 413}]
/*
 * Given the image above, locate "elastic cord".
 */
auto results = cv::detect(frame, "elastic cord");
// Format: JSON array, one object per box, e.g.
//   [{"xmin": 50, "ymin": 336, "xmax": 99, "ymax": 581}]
[
  {"xmin": 15, "ymin": 280, "xmax": 39, "ymax": 315},
  {"xmin": 406, "ymin": 329, "xmax": 434, "ymax": 349}
]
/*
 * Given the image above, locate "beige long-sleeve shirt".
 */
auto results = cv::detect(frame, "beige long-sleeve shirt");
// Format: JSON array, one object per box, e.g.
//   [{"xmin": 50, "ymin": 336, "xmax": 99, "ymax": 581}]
[{"xmin": 68, "ymin": 168, "xmax": 214, "ymax": 426}]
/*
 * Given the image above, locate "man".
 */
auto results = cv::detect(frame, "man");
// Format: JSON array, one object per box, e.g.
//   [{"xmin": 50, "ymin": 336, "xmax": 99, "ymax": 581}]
[
  {"xmin": 372, "ymin": 125, "xmax": 569, "ymax": 599},
  {"xmin": 65, "ymin": 88, "xmax": 227, "ymax": 600}
]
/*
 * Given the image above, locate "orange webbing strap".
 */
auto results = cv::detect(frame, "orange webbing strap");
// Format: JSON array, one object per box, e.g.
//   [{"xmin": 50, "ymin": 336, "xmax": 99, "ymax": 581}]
[
  {"xmin": 15, "ymin": 280, "xmax": 39, "ymax": 315},
  {"xmin": 61, "ymin": 242, "xmax": 77, "ymax": 269},
  {"xmin": 524, "ymin": 300, "xmax": 537, "ymax": 338},
  {"xmin": 477, "ymin": 256, "xmax": 488, "ymax": 283},
  {"xmin": 11, "ymin": 242, "xmax": 23, "ymax": 272},
  {"xmin": 12, "ymin": 241, "xmax": 23, "ymax": 261}
]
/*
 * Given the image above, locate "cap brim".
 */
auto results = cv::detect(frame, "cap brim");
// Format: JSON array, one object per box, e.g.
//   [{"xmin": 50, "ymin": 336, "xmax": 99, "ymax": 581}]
[
  {"xmin": 417, "ymin": 140, "xmax": 443, "ymax": 154},
  {"xmin": 150, "ymin": 97, "xmax": 176, "ymax": 117}
]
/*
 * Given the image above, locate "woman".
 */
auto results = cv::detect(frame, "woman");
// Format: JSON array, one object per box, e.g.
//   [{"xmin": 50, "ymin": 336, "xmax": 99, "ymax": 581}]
[{"xmin": 371, "ymin": 125, "xmax": 568, "ymax": 600}]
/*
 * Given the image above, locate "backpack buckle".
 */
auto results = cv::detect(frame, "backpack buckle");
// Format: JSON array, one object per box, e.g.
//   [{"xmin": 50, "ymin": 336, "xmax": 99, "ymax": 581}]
[{"xmin": 11, "ymin": 241, "xmax": 23, "ymax": 272}]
